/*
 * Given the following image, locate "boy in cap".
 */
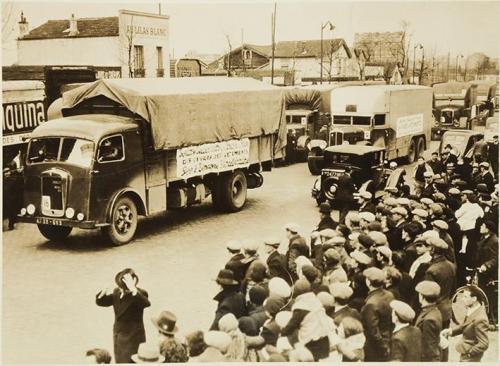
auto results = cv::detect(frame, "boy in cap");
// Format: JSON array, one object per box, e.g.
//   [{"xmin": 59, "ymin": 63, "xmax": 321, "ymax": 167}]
[
  {"xmin": 479, "ymin": 161, "xmax": 495, "ymax": 192},
  {"xmin": 357, "ymin": 191, "xmax": 376, "ymax": 213},
  {"xmin": 389, "ymin": 300, "xmax": 422, "ymax": 361},
  {"xmin": 264, "ymin": 237, "xmax": 291, "ymax": 285},
  {"xmin": 415, "ymin": 281, "xmax": 443, "ymax": 362},
  {"xmin": 329, "ymin": 282, "xmax": 361, "ymax": 326},
  {"xmin": 360, "ymin": 267, "xmax": 394, "ymax": 361},
  {"xmin": 224, "ymin": 240, "xmax": 246, "ymax": 282}
]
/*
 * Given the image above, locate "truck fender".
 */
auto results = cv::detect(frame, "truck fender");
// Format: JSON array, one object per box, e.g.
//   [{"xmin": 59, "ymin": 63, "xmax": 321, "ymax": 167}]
[
  {"xmin": 296, "ymin": 135, "xmax": 310, "ymax": 150},
  {"xmin": 308, "ymin": 139, "xmax": 328, "ymax": 151},
  {"xmin": 105, "ymin": 188, "xmax": 147, "ymax": 222}
]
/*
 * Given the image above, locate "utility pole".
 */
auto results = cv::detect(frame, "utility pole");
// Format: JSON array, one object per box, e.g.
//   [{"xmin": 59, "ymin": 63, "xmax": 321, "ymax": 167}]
[
  {"xmin": 271, "ymin": 2, "xmax": 276, "ymax": 85},
  {"xmin": 446, "ymin": 51, "xmax": 450, "ymax": 82},
  {"xmin": 455, "ymin": 54, "xmax": 463, "ymax": 81},
  {"xmin": 158, "ymin": 2, "xmax": 161, "ymax": 15}
]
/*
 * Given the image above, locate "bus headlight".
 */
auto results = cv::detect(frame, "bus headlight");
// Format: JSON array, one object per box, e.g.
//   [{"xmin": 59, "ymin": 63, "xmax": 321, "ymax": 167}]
[
  {"xmin": 20, "ymin": 208, "xmax": 27, "ymax": 216},
  {"xmin": 27, "ymin": 204, "xmax": 36, "ymax": 215},
  {"xmin": 77, "ymin": 213, "xmax": 85, "ymax": 221},
  {"xmin": 65, "ymin": 207, "xmax": 75, "ymax": 219}
]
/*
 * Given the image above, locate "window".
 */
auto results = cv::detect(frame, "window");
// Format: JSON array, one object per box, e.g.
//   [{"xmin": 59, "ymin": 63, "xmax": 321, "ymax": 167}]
[
  {"xmin": 27, "ymin": 137, "xmax": 94, "ymax": 168},
  {"xmin": 157, "ymin": 47, "xmax": 163, "ymax": 70},
  {"xmin": 374, "ymin": 114, "xmax": 386, "ymax": 126},
  {"xmin": 134, "ymin": 45, "xmax": 144, "ymax": 70},
  {"xmin": 353, "ymin": 116, "xmax": 371, "ymax": 126},
  {"xmin": 98, "ymin": 135, "xmax": 124, "ymax": 163}
]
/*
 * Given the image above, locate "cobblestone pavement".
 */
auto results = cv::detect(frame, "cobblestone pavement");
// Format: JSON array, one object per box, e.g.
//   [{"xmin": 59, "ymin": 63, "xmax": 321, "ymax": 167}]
[{"xmin": 2, "ymin": 141, "xmax": 497, "ymax": 363}]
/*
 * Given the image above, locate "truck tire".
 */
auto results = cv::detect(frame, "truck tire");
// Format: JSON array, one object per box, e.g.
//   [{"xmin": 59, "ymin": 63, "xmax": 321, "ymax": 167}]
[
  {"xmin": 406, "ymin": 139, "xmax": 417, "ymax": 164},
  {"xmin": 307, "ymin": 151, "xmax": 323, "ymax": 175},
  {"xmin": 219, "ymin": 170, "xmax": 247, "ymax": 212},
  {"xmin": 102, "ymin": 196, "xmax": 138, "ymax": 246},
  {"xmin": 37, "ymin": 224, "xmax": 72, "ymax": 241},
  {"xmin": 417, "ymin": 137, "xmax": 425, "ymax": 158}
]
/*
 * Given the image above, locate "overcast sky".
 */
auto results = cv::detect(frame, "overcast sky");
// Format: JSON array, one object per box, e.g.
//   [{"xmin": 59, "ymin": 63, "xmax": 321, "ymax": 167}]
[{"xmin": 2, "ymin": 0, "xmax": 500, "ymax": 64}]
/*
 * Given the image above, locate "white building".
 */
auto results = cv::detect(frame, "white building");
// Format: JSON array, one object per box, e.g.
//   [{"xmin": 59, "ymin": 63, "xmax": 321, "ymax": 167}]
[{"xmin": 16, "ymin": 10, "xmax": 170, "ymax": 79}]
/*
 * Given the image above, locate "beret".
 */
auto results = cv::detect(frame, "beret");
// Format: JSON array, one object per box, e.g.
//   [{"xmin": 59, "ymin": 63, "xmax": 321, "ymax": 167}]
[
  {"xmin": 420, "ymin": 198, "xmax": 434, "ymax": 205},
  {"xmin": 396, "ymin": 197, "xmax": 410, "ymax": 206},
  {"xmin": 269, "ymin": 277, "xmax": 291, "ymax": 298},
  {"xmin": 359, "ymin": 211, "xmax": 376, "ymax": 222},
  {"xmin": 448, "ymin": 187, "xmax": 461, "ymax": 195},
  {"xmin": 432, "ymin": 219, "xmax": 448, "ymax": 230},
  {"xmin": 368, "ymin": 231, "xmax": 388, "ymax": 246},
  {"xmin": 375, "ymin": 245, "xmax": 392, "ymax": 259},
  {"xmin": 427, "ymin": 237, "xmax": 448, "ymax": 249},
  {"xmin": 367, "ymin": 221, "xmax": 383, "ymax": 232},
  {"xmin": 329, "ymin": 282, "xmax": 353, "ymax": 300},
  {"xmin": 226, "ymin": 240, "xmax": 241, "ymax": 251},
  {"xmin": 390, "ymin": 300, "xmax": 416, "ymax": 322},
  {"xmin": 359, "ymin": 191, "xmax": 372, "ymax": 199},
  {"xmin": 323, "ymin": 248, "xmax": 341, "ymax": 262},
  {"xmin": 391, "ymin": 207, "xmax": 408, "ymax": 216},
  {"xmin": 412, "ymin": 208, "xmax": 428, "ymax": 218},
  {"xmin": 264, "ymin": 237, "xmax": 281, "ymax": 247},
  {"xmin": 363, "ymin": 267, "xmax": 386, "ymax": 282},
  {"xmin": 317, "ymin": 291, "xmax": 335, "ymax": 308},
  {"xmin": 350, "ymin": 250, "xmax": 372, "ymax": 265},
  {"xmin": 415, "ymin": 280, "xmax": 441, "ymax": 297},
  {"xmin": 284, "ymin": 223, "xmax": 300, "ymax": 233},
  {"xmin": 319, "ymin": 228, "xmax": 336, "ymax": 238}
]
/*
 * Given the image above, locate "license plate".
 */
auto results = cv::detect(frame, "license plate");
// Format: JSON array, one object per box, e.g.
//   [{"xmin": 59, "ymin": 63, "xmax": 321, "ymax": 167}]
[
  {"xmin": 323, "ymin": 169, "xmax": 343, "ymax": 178},
  {"xmin": 36, "ymin": 217, "xmax": 63, "ymax": 226}
]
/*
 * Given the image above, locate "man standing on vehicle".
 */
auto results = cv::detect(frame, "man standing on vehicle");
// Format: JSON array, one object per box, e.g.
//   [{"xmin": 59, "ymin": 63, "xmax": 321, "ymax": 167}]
[
  {"xmin": 478, "ymin": 162, "xmax": 495, "ymax": 193},
  {"xmin": 336, "ymin": 167, "xmax": 356, "ymax": 224}
]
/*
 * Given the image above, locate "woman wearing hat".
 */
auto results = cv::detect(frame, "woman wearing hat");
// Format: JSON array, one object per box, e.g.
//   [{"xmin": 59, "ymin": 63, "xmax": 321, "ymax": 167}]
[
  {"xmin": 96, "ymin": 269, "xmax": 150, "ymax": 363},
  {"xmin": 210, "ymin": 269, "xmax": 247, "ymax": 330}
]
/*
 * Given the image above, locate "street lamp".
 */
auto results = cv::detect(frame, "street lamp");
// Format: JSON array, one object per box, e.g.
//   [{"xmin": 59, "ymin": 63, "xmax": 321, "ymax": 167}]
[
  {"xmin": 412, "ymin": 43, "xmax": 423, "ymax": 84},
  {"xmin": 456, "ymin": 54, "xmax": 463, "ymax": 81},
  {"xmin": 320, "ymin": 21, "xmax": 335, "ymax": 84}
]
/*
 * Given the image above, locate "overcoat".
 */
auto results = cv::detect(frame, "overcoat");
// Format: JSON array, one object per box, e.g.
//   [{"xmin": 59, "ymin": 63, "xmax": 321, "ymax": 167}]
[
  {"xmin": 415, "ymin": 304, "xmax": 442, "ymax": 361},
  {"xmin": 451, "ymin": 305, "xmax": 490, "ymax": 361},
  {"xmin": 390, "ymin": 325, "xmax": 422, "ymax": 361}
]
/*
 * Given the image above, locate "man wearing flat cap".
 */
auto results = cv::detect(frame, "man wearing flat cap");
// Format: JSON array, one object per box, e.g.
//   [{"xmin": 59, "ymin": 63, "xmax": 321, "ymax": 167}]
[
  {"xmin": 478, "ymin": 161, "xmax": 495, "ymax": 193},
  {"xmin": 413, "ymin": 156, "xmax": 433, "ymax": 196},
  {"xmin": 415, "ymin": 281, "xmax": 443, "ymax": 362},
  {"xmin": 428, "ymin": 151, "xmax": 445, "ymax": 175},
  {"xmin": 96, "ymin": 268, "xmax": 151, "ymax": 363},
  {"xmin": 329, "ymin": 282, "xmax": 361, "ymax": 326},
  {"xmin": 264, "ymin": 238, "xmax": 292, "ymax": 285},
  {"xmin": 357, "ymin": 191, "xmax": 376, "ymax": 214},
  {"xmin": 488, "ymin": 134, "xmax": 498, "ymax": 178},
  {"xmin": 224, "ymin": 240, "xmax": 247, "ymax": 282},
  {"xmin": 421, "ymin": 171, "xmax": 438, "ymax": 199},
  {"xmin": 315, "ymin": 202, "xmax": 338, "ymax": 231},
  {"xmin": 284, "ymin": 223, "xmax": 309, "ymax": 282},
  {"xmin": 476, "ymin": 221, "xmax": 498, "ymax": 325},
  {"xmin": 387, "ymin": 206, "xmax": 407, "ymax": 251},
  {"xmin": 390, "ymin": 300, "xmax": 421, "ymax": 361},
  {"xmin": 360, "ymin": 267, "xmax": 394, "ymax": 361}
]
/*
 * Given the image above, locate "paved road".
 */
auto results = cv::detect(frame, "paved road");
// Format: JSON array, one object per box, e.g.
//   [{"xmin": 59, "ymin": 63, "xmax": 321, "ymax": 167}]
[{"xmin": 2, "ymin": 141, "xmax": 497, "ymax": 363}]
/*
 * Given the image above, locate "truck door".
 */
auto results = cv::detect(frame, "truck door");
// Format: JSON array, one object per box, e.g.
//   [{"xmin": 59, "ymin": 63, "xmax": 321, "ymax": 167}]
[{"xmin": 143, "ymin": 149, "xmax": 167, "ymax": 214}]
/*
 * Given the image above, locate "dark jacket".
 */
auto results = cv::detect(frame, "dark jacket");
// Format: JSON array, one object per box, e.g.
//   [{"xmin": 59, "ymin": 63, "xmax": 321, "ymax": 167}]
[
  {"xmin": 286, "ymin": 235, "xmax": 309, "ymax": 281},
  {"xmin": 476, "ymin": 234, "xmax": 498, "ymax": 279},
  {"xmin": 225, "ymin": 253, "xmax": 246, "ymax": 282},
  {"xmin": 390, "ymin": 325, "xmax": 422, "ymax": 361},
  {"xmin": 331, "ymin": 305, "xmax": 361, "ymax": 326},
  {"xmin": 428, "ymin": 159, "xmax": 445, "ymax": 175},
  {"xmin": 96, "ymin": 288, "xmax": 150, "ymax": 363},
  {"xmin": 316, "ymin": 215, "xmax": 338, "ymax": 231},
  {"xmin": 248, "ymin": 305, "xmax": 268, "ymax": 330},
  {"xmin": 359, "ymin": 201, "xmax": 377, "ymax": 214},
  {"xmin": 424, "ymin": 255, "xmax": 456, "ymax": 324},
  {"xmin": 336, "ymin": 173, "xmax": 356, "ymax": 203},
  {"xmin": 360, "ymin": 288, "xmax": 395, "ymax": 361},
  {"xmin": 210, "ymin": 288, "xmax": 247, "ymax": 330},
  {"xmin": 451, "ymin": 305, "xmax": 490, "ymax": 360},
  {"xmin": 260, "ymin": 319, "xmax": 280, "ymax": 346},
  {"xmin": 266, "ymin": 250, "xmax": 292, "ymax": 285},
  {"xmin": 415, "ymin": 304, "xmax": 442, "ymax": 362},
  {"xmin": 478, "ymin": 172, "xmax": 495, "ymax": 193}
]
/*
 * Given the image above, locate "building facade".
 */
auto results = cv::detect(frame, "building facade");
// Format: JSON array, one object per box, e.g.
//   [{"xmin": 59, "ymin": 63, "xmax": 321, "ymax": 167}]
[{"xmin": 16, "ymin": 10, "xmax": 169, "ymax": 79}]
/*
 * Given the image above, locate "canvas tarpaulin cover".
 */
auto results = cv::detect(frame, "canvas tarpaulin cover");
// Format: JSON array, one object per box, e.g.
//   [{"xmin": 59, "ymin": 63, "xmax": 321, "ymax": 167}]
[
  {"xmin": 284, "ymin": 87, "xmax": 322, "ymax": 111},
  {"xmin": 61, "ymin": 77, "xmax": 287, "ymax": 152}
]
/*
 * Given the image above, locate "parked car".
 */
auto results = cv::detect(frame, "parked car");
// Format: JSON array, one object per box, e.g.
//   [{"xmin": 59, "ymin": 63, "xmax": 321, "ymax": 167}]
[
  {"xmin": 439, "ymin": 129, "xmax": 484, "ymax": 159},
  {"xmin": 311, "ymin": 144, "xmax": 387, "ymax": 206}
]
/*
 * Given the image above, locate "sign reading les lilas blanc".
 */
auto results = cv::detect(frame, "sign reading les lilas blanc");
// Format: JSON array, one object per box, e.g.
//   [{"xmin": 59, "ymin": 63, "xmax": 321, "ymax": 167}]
[{"xmin": 176, "ymin": 139, "xmax": 251, "ymax": 179}]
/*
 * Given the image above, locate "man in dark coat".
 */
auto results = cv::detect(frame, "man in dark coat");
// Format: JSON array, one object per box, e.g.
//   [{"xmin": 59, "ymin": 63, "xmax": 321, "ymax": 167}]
[
  {"xmin": 386, "ymin": 207, "xmax": 407, "ymax": 251},
  {"xmin": 389, "ymin": 300, "xmax": 422, "ymax": 361},
  {"xmin": 424, "ymin": 239, "xmax": 456, "ymax": 361},
  {"xmin": 478, "ymin": 162, "xmax": 495, "ymax": 192},
  {"xmin": 224, "ymin": 240, "xmax": 246, "ymax": 282},
  {"xmin": 96, "ymin": 269, "xmax": 150, "ymax": 363},
  {"xmin": 330, "ymin": 282, "xmax": 361, "ymax": 326},
  {"xmin": 357, "ymin": 191, "xmax": 376, "ymax": 214},
  {"xmin": 476, "ymin": 221, "xmax": 498, "ymax": 324},
  {"xmin": 264, "ymin": 238, "xmax": 291, "ymax": 285},
  {"xmin": 428, "ymin": 151, "xmax": 445, "ymax": 175},
  {"xmin": 360, "ymin": 267, "xmax": 395, "ymax": 362},
  {"xmin": 284, "ymin": 224, "xmax": 309, "ymax": 282},
  {"xmin": 315, "ymin": 202, "xmax": 338, "ymax": 231},
  {"xmin": 210, "ymin": 269, "xmax": 247, "ymax": 330},
  {"xmin": 488, "ymin": 135, "xmax": 499, "ymax": 178},
  {"xmin": 415, "ymin": 280, "xmax": 443, "ymax": 362},
  {"xmin": 335, "ymin": 167, "xmax": 356, "ymax": 224}
]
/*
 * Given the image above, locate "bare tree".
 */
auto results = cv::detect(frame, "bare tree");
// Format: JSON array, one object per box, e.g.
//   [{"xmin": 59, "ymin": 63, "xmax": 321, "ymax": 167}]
[
  {"xmin": 223, "ymin": 34, "xmax": 232, "ymax": 76},
  {"xmin": 323, "ymin": 40, "xmax": 338, "ymax": 83},
  {"xmin": 354, "ymin": 49, "xmax": 366, "ymax": 80},
  {"xmin": 389, "ymin": 21, "xmax": 412, "ymax": 79}
]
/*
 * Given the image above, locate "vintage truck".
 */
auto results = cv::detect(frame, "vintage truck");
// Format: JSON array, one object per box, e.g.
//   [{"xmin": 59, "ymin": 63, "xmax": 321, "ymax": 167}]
[
  {"xmin": 471, "ymin": 79, "xmax": 498, "ymax": 119},
  {"xmin": 308, "ymin": 85, "xmax": 433, "ymax": 173},
  {"xmin": 431, "ymin": 81, "xmax": 479, "ymax": 140},
  {"xmin": 17, "ymin": 77, "xmax": 287, "ymax": 245}
]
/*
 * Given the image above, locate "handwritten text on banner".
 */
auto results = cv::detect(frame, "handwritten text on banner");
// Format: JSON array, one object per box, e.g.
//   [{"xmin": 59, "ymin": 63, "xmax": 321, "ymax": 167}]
[{"xmin": 396, "ymin": 114, "xmax": 424, "ymax": 138}]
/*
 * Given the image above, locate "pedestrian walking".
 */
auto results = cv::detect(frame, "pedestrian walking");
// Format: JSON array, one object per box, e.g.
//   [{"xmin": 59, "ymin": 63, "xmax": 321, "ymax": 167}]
[{"xmin": 96, "ymin": 268, "xmax": 150, "ymax": 364}]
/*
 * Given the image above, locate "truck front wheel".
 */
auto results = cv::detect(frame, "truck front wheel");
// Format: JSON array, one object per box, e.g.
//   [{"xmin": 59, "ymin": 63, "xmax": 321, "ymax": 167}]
[
  {"xmin": 37, "ymin": 224, "xmax": 72, "ymax": 241},
  {"xmin": 220, "ymin": 170, "xmax": 247, "ymax": 212},
  {"xmin": 406, "ymin": 139, "xmax": 417, "ymax": 164},
  {"xmin": 103, "ymin": 196, "xmax": 138, "ymax": 246},
  {"xmin": 417, "ymin": 137, "xmax": 425, "ymax": 158}
]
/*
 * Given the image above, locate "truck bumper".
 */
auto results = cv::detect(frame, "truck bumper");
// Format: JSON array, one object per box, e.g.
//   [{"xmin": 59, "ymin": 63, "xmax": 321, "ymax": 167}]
[{"xmin": 17, "ymin": 215, "xmax": 98, "ymax": 229}]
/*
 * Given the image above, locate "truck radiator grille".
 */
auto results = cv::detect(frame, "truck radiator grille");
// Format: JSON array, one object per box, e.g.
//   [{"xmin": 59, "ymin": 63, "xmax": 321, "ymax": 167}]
[{"xmin": 42, "ymin": 176, "xmax": 63, "ymax": 211}]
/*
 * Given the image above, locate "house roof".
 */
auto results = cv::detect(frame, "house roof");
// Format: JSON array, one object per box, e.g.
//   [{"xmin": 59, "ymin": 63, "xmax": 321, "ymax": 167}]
[{"xmin": 20, "ymin": 16, "xmax": 119, "ymax": 40}]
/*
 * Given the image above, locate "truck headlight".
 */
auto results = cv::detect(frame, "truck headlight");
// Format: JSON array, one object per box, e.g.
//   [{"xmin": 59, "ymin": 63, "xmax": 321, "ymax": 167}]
[
  {"xmin": 20, "ymin": 208, "xmax": 27, "ymax": 216},
  {"xmin": 330, "ymin": 185, "xmax": 337, "ymax": 193},
  {"xmin": 65, "ymin": 207, "xmax": 75, "ymax": 219},
  {"xmin": 27, "ymin": 204, "xmax": 36, "ymax": 215},
  {"xmin": 77, "ymin": 213, "xmax": 85, "ymax": 221}
]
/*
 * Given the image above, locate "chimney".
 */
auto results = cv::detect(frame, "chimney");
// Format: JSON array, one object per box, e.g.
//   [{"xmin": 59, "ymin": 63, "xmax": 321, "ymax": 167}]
[
  {"xmin": 63, "ymin": 14, "xmax": 79, "ymax": 36},
  {"xmin": 18, "ymin": 11, "xmax": 29, "ymax": 38}
]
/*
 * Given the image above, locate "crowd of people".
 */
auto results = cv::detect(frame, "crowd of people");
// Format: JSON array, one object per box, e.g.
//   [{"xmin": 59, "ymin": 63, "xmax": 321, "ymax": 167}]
[{"xmin": 87, "ymin": 144, "xmax": 498, "ymax": 363}]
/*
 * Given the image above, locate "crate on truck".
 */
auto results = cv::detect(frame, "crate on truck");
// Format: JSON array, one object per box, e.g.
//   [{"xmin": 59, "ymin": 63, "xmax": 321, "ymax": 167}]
[
  {"xmin": 308, "ymin": 85, "xmax": 433, "ymax": 169},
  {"xmin": 18, "ymin": 77, "xmax": 287, "ymax": 245}
]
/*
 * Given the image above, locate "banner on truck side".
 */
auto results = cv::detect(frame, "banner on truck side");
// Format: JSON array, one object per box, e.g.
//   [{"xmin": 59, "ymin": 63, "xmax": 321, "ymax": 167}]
[
  {"xmin": 176, "ymin": 138, "xmax": 250, "ymax": 179},
  {"xmin": 396, "ymin": 114, "xmax": 424, "ymax": 138}
]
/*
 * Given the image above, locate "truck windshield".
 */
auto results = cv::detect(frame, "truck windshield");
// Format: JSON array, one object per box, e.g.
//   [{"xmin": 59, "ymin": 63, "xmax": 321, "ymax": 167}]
[{"xmin": 28, "ymin": 137, "xmax": 94, "ymax": 168}]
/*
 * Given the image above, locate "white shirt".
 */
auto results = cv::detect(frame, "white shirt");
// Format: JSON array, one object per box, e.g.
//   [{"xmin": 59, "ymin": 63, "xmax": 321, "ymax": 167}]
[
  {"xmin": 409, "ymin": 251, "xmax": 432, "ymax": 278},
  {"xmin": 455, "ymin": 202, "xmax": 484, "ymax": 231}
]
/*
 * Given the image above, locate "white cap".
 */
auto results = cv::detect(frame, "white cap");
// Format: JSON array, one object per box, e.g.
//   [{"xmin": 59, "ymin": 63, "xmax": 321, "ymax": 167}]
[{"xmin": 284, "ymin": 223, "xmax": 300, "ymax": 233}]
